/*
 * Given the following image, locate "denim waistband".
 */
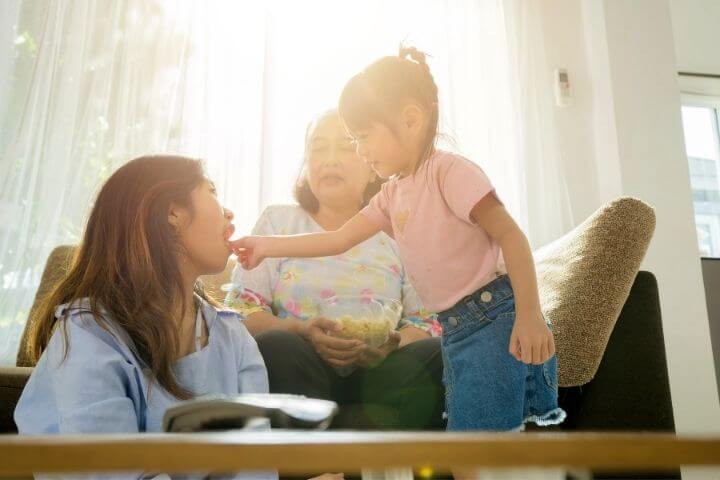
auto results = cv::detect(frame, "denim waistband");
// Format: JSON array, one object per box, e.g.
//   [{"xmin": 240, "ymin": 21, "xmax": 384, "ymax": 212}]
[{"xmin": 438, "ymin": 274, "xmax": 514, "ymax": 320}]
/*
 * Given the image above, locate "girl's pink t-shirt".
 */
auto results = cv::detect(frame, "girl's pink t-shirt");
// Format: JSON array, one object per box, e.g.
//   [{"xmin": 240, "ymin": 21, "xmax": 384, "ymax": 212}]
[{"xmin": 361, "ymin": 150, "xmax": 500, "ymax": 313}]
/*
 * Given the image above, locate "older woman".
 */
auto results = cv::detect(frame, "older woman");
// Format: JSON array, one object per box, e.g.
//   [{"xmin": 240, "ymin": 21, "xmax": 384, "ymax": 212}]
[{"xmin": 226, "ymin": 110, "xmax": 445, "ymax": 429}]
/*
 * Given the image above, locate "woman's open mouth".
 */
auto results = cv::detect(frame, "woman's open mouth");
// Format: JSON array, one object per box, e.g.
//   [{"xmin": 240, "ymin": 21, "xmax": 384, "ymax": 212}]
[{"xmin": 223, "ymin": 224, "xmax": 235, "ymax": 242}]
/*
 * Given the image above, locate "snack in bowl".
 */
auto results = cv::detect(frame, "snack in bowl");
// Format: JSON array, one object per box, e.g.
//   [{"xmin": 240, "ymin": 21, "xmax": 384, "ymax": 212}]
[{"xmin": 319, "ymin": 295, "xmax": 402, "ymax": 348}]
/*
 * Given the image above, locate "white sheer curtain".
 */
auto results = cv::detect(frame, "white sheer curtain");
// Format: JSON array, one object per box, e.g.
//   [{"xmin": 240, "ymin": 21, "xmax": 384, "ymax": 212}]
[{"xmin": 0, "ymin": 0, "xmax": 573, "ymax": 365}]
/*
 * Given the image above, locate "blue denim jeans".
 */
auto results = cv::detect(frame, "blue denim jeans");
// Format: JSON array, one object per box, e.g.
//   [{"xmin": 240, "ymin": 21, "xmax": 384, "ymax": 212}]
[{"xmin": 437, "ymin": 275, "xmax": 566, "ymax": 431}]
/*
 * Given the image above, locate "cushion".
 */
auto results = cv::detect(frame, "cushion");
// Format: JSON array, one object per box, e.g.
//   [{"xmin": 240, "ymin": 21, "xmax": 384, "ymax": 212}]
[
  {"xmin": 534, "ymin": 197, "xmax": 656, "ymax": 387},
  {"xmin": 0, "ymin": 366, "xmax": 32, "ymax": 432},
  {"xmin": 17, "ymin": 245, "xmax": 75, "ymax": 367}
]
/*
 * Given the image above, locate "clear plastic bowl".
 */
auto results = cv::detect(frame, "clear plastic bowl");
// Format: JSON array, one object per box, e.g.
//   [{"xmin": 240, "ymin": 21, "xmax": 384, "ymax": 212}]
[{"xmin": 319, "ymin": 295, "xmax": 402, "ymax": 348}]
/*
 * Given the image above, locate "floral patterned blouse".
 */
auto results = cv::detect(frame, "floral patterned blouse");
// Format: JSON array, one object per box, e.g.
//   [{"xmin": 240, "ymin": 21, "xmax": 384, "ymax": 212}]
[{"xmin": 225, "ymin": 205, "xmax": 439, "ymax": 336}]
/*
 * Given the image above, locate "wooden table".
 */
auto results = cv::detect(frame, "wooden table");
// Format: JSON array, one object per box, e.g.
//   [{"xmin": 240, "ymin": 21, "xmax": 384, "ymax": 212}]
[{"xmin": 1, "ymin": 431, "xmax": 719, "ymax": 477}]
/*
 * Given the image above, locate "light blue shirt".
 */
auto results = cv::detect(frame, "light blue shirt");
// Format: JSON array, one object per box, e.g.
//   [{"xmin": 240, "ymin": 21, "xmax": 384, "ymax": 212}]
[{"xmin": 14, "ymin": 296, "xmax": 276, "ymax": 480}]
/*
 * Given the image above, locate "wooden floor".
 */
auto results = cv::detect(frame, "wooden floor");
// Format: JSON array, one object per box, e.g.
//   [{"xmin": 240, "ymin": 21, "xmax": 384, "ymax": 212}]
[{"xmin": 0, "ymin": 431, "xmax": 719, "ymax": 477}]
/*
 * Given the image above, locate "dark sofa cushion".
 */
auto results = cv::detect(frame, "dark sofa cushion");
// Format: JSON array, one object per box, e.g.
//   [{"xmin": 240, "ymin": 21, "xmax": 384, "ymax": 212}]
[
  {"xmin": 0, "ymin": 367, "xmax": 32, "ymax": 433},
  {"xmin": 559, "ymin": 272, "xmax": 674, "ymax": 432}
]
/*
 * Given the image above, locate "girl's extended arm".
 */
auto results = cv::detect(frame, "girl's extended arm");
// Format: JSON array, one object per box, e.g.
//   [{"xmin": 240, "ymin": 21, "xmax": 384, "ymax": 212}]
[{"xmin": 230, "ymin": 212, "xmax": 380, "ymax": 269}]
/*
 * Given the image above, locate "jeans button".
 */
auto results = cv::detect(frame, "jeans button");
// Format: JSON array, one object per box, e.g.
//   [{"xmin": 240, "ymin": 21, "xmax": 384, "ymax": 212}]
[
  {"xmin": 448, "ymin": 316, "xmax": 458, "ymax": 327},
  {"xmin": 480, "ymin": 291, "xmax": 493, "ymax": 303}
]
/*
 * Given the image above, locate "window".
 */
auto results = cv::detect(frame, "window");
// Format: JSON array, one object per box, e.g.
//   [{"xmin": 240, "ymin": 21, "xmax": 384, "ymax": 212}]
[{"xmin": 681, "ymin": 100, "xmax": 720, "ymax": 257}]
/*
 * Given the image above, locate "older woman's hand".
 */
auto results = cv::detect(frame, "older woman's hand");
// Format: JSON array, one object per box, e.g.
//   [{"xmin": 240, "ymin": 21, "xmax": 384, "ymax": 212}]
[
  {"xmin": 302, "ymin": 317, "xmax": 367, "ymax": 368},
  {"xmin": 355, "ymin": 330, "xmax": 401, "ymax": 369}
]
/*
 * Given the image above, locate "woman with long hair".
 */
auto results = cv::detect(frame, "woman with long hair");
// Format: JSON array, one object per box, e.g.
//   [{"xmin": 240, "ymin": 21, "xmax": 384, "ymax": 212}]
[{"xmin": 14, "ymin": 155, "xmax": 341, "ymax": 480}]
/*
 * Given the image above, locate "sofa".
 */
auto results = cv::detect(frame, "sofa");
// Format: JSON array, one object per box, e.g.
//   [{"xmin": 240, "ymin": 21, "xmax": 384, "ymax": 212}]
[{"xmin": 0, "ymin": 198, "xmax": 677, "ymax": 479}]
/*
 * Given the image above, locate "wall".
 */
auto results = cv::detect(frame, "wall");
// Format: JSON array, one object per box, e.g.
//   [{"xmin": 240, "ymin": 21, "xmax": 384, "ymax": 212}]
[
  {"xmin": 598, "ymin": 0, "xmax": 720, "ymax": 434},
  {"xmin": 669, "ymin": 0, "xmax": 720, "ymax": 76},
  {"xmin": 537, "ymin": 0, "xmax": 602, "ymax": 226},
  {"xmin": 537, "ymin": 0, "xmax": 720, "ymax": 453}
]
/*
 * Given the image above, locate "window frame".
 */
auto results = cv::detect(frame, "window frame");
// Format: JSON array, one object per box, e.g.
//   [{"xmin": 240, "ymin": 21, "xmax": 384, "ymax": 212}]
[{"xmin": 680, "ymin": 80, "xmax": 720, "ymax": 259}]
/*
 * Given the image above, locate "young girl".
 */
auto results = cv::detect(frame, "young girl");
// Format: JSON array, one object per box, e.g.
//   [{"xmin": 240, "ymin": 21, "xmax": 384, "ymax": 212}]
[
  {"xmin": 231, "ymin": 48, "xmax": 566, "ymax": 433},
  {"xmin": 15, "ymin": 155, "xmax": 341, "ymax": 480}
]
